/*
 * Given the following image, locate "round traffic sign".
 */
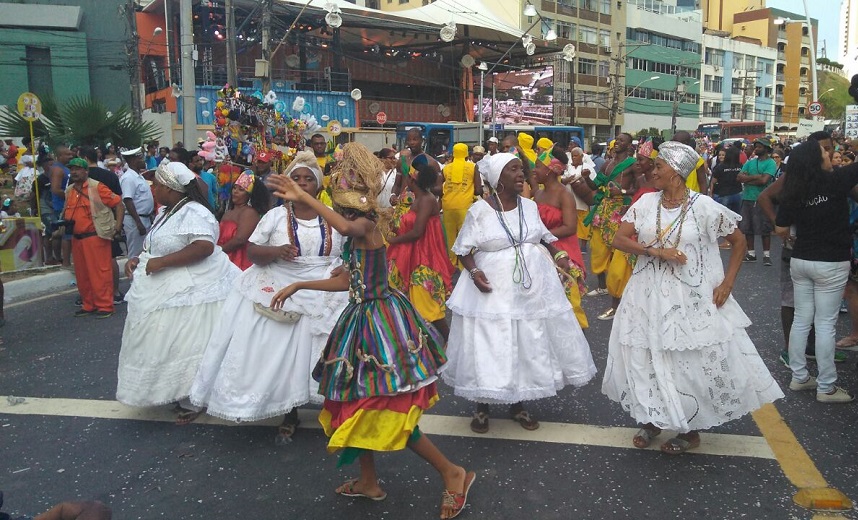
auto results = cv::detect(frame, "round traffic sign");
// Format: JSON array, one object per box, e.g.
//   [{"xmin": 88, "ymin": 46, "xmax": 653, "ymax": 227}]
[
  {"xmin": 17, "ymin": 92, "xmax": 42, "ymax": 122},
  {"xmin": 807, "ymin": 101, "xmax": 823, "ymax": 116},
  {"xmin": 376, "ymin": 111, "xmax": 387, "ymax": 125}
]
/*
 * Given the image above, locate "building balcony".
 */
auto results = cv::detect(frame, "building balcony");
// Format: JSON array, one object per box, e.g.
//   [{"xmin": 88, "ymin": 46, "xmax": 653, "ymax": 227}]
[
  {"xmin": 799, "ymin": 95, "xmax": 807, "ymax": 105},
  {"xmin": 777, "ymin": 52, "xmax": 786, "ymax": 61},
  {"xmin": 776, "ymin": 94, "xmax": 784, "ymax": 103},
  {"xmin": 776, "ymin": 73, "xmax": 785, "ymax": 82}
]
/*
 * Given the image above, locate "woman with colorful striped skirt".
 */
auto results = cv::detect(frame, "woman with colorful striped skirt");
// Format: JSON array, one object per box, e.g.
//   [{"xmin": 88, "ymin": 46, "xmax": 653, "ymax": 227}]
[{"xmin": 267, "ymin": 143, "xmax": 475, "ymax": 519}]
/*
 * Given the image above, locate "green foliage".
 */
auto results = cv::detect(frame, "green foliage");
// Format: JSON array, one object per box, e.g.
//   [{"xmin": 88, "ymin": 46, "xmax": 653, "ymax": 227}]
[
  {"xmin": 819, "ymin": 71, "xmax": 851, "ymax": 120},
  {"xmin": 635, "ymin": 127, "xmax": 662, "ymax": 139},
  {"xmin": 817, "ymin": 57, "xmax": 844, "ymax": 70},
  {"xmin": 0, "ymin": 95, "xmax": 160, "ymax": 149}
]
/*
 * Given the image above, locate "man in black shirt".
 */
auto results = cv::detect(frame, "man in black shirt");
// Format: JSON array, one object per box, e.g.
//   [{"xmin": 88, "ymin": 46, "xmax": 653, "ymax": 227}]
[{"xmin": 80, "ymin": 146, "xmax": 125, "ymax": 304}]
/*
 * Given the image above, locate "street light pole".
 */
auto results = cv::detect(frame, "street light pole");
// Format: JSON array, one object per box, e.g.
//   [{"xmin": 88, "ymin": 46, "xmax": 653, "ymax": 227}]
[
  {"xmin": 802, "ymin": 0, "xmax": 818, "ymax": 104},
  {"xmin": 180, "ymin": 0, "xmax": 197, "ymax": 147},
  {"xmin": 477, "ymin": 62, "xmax": 487, "ymax": 145},
  {"xmin": 670, "ymin": 66, "xmax": 686, "ymax": 135}
]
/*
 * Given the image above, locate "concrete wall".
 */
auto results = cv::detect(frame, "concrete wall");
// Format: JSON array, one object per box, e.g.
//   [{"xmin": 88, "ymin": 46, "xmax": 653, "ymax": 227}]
[
  {"xmin": 0, "ymin": 0, "xmax": 132, "ymax": 110},
  {"xmin": 0, "ymin": 28, "xmax": 91, "ymax": 108}
]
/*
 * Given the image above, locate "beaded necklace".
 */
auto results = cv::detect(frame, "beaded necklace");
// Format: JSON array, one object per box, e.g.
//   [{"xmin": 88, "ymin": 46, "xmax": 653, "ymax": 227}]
[
  {"xmin": 143, "ymin": 197, "xmax": 190, "ymax": 253},
  {"xmin": 287, "ymin": 201, "xmax": 332, "ymax": 256},
  {"xmin": 654, "ymin": 189, "xmax": 696, "ymax": 248},
  {"xmin": 492, "ymin": 194, "xmax": 532, "ymax": 288}
]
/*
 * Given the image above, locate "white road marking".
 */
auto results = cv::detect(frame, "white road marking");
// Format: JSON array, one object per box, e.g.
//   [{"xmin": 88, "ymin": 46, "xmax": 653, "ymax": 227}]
[
  {"xmin": 0, "ymin": 396, "xmax": 775, "ymax": 459},
  {"xmin": 6, "ymin": 288, "xmax": 78, "ymax": 308}
]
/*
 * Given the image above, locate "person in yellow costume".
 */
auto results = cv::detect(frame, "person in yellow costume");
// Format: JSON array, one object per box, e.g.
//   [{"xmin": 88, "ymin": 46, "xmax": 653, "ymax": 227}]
[
  {"xmin": 536, "ymin": 137, "xmax": 554, "ymax": 154},
  {"xmin": 671, "ymin": 131, "xmax": 707, "ymax": 192},
  {"xmin": 573, "ymin": 134, "xmax": 637, "ymax": 320},
  {"xmin": 441, "ymin": 143, "xmax": 483, "ymax": 268},
  {"xmin": 309, "ymin": 133, "xmax": 334, "ymax": 207}
]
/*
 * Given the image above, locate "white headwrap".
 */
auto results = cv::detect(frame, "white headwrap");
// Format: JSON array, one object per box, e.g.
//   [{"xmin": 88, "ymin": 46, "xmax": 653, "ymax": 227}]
[
  {"xmin": 155, "ymin": 161, "xmax": 197, "ymax": 193},
  {"xmin": 20, "ymin": 155, "xmax": 33, "ymax": 165},
  {"xmin": 284, "ymin": 150, "xmax": 324, "ymax": 187},
  {"xmin": 657, "ymin": 141, "xmax": 699, "ymax": 179},
  {"xmin": 477, "ymin": 152, "xmax": 517, "ymax": 189}
]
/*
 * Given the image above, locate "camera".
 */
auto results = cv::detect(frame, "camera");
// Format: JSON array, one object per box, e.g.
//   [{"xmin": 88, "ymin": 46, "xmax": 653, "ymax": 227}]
[{"xmin": 51, "ymin": 219, "xmax": 75, "ymax": 233}]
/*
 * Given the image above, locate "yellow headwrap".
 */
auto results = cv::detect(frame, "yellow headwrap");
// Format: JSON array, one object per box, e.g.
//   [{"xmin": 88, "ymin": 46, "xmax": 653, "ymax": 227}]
[
  {"xmin": 448, "ymin": 142, "xmax": 469, "ymax": 183},
  {"xmin": 536, "ymin": 137, "xmax": 554, "ymax": 151},
  {"xmin": 517, "ymin": 133, "xmax": 537, "ymax": 167}
]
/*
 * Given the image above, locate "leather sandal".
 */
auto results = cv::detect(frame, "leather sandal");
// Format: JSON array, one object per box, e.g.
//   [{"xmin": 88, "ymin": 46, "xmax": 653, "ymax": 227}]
[
  {"xmin": 632, "ymin": 426, "xmax": 662, "ymax": 448},
  {"xmin": 469, "ymin": 412, "xmax": 489, "ymax": 434},
  {"xmin": 510, "ymin": 409, "xmax": 540, "ymax": 431}
]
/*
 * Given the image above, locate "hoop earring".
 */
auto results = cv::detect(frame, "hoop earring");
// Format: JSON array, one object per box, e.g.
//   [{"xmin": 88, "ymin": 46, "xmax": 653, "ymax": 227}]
[{"xmin": 496, "ymin": 182, "xmax": 505, "ymax": 194}]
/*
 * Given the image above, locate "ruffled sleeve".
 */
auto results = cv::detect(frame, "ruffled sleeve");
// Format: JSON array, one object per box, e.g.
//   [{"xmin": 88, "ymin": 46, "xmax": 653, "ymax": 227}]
[
  {"xmin": 249, "ymin": 206, "xmax": 287, "ymax": 246},
  {"xmin": 621, "ymin": 192, "xmax": 656, "ymax": 232},
  {"xmin": 450, "ymin": 201, "xmax": 485, "ymax": 256},
  {"xmin": 172, "ymin": 202, "xmax": 219, "ymax": 244},
  {"xmin": 697, "ymin": 194, "xmax": 741, "ymax": 242}
]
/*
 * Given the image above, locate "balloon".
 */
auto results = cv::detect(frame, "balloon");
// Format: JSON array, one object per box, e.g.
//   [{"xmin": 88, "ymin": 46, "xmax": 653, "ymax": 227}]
[
  {"xmin": 202, "ymin": 110, "xmax": 211, "ymax": 118},
  {"xmin": 221, "ymin": 109, "xmax": 229, "ymax": 117},
  {"xmin": 216, "ymin": 101, "xmax": 224, "ymax": 108}
]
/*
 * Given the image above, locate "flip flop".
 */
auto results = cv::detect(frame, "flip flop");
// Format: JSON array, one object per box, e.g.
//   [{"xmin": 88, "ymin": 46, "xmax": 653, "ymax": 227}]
[
  {"xmin": 176, "ymin": 409, "xmax": 204, "ymax": 426},
  {"xmin": 836, "ymin": 336, "xmax": 858, "ymax": 350},
  {"xmin": 442, "ymin": 471, "xmax": 476, "ymax": 519},
  {"xmin": 510, "ymin": 409, "xmax": 540, "ymax": 431},
  {"xmin": 336, "ymin": 479, "xmax": 387, "ymax": 501}
]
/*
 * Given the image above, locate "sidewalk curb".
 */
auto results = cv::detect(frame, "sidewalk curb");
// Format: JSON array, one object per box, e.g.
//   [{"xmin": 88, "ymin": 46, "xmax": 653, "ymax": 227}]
[{"xmin": 4, "ymin": 258, "xmax": 129, "ymax": 304}]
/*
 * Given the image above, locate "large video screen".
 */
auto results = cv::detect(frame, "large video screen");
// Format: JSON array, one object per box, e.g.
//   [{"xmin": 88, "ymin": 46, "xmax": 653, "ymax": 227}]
[{"xmin": 474, "ymin": 65, "xmax": 554, "ymax": 125}]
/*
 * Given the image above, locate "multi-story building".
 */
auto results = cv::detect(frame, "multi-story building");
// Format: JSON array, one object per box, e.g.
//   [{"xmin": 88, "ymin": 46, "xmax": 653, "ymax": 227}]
[
  {"xmin": 730, "ymin": 8, "xmax": 818, "ymax": 134},
  {"xmin": 377, "ymin": 0, "xmax": 624, "ymax": 143},
  {"xmin": 700, "ymin": 33, "xmax": 776, "ymax": 132},
  {"xmin": 700, "ymin": 0, "xmax": 763, "ymax": 33},
  {"xmin": 622, "ymin": 0, "xmax": 702, "ymax": 136},
  {"xmin": 840, "ymin": 0, "xmax": 858, "ymax": 80}
]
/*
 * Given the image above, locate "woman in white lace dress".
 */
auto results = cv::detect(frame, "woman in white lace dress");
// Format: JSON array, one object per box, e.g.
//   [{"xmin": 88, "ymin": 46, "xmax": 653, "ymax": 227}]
[
  {"xmin": 443, "ymin": 153, "xmax": 596, "ymax": 434},
  {"xmin": 117, "ymin": 162, "xmax": 239, "ymax": 423},
  {"xmin": 189, "ymin": 152, "xmax": 347, "ymax": 441},
  {"xmin": 603, "ymin": 141, "xmax": 783, "ymax": 454}
]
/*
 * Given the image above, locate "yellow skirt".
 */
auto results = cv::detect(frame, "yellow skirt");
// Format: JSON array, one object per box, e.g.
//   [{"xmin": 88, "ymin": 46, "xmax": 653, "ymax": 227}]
[{"xmin": 606, "ymin": 250, "xmax": 633, "ymax": 298}]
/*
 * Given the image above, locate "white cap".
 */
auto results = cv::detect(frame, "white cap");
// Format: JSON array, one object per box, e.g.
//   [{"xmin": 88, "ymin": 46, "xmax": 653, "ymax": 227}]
[
  {"xmin": 488, "ymin": 137, "xmax": 499, "ymax": 143},
  {"xmin": 121, "ymin": 147, "xmax": 143, "ymax": 156}
]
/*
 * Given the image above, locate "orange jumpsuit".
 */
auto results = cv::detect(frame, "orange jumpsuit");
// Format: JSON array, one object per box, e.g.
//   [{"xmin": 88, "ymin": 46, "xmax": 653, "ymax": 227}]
[{"xmin": 65, "ymin": 181, "xmax": 121, "ymax": 312}]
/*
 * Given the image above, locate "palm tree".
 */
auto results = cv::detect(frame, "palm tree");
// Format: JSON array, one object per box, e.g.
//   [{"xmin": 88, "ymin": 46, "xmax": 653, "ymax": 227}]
[{"xmin": 0, "ymin": 96, "xmax": 161, "ymax": 150}]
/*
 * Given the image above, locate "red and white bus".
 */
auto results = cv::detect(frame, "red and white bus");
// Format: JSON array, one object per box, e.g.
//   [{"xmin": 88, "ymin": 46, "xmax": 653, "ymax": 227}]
[{"xmin": 697, "ymin": 121, "xmax": 766, "ymax": 141}]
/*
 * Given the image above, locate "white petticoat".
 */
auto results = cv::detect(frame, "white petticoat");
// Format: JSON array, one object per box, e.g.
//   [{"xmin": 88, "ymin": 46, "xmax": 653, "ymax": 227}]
[
  {"xmin": 444, "ymin": 200, "xmax": 596, "ymax": 403},
  {"xmin": 189, "ymin": 257, "xmax": 347, "ymax": 421},
  {"xmin": 600, "ymin": 192, "xmax": 783, "ymax": 432},
  {"xmin": 117, "ymin": 250, "xmax": 239, "ymax": 407}
]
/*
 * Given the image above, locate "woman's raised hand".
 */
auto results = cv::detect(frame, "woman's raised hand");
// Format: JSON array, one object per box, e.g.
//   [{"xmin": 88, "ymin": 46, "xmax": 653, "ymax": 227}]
[{"xmin": 265, "ymin": 174, "xmax": 303, "ymax": 202}]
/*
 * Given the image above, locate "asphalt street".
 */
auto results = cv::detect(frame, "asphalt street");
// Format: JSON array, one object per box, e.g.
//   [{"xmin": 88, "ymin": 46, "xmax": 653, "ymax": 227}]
[{"xmin": 1, "ymin": 242, "xmax": 857, "ymax": 519}]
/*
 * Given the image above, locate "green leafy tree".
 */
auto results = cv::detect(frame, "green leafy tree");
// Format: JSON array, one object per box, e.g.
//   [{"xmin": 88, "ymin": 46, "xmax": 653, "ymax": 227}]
[{"xmin": 0, "ymin": 96, "xmax": 160, "ymax": 149}]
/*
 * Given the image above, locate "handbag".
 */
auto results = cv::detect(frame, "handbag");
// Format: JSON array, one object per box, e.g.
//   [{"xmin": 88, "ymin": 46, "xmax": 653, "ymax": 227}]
[{"xmin": 252, "ymin": 302, "xmax": 301, "ymax": 324}]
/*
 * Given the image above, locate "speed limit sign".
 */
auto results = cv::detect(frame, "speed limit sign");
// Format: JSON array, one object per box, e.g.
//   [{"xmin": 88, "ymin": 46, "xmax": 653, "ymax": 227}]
[{"xmin": 807, "ymin": 101, "xmax": 823, "ymax": 116}]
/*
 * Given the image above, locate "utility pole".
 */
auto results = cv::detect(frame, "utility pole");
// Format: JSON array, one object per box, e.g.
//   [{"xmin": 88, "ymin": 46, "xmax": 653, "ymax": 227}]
[
  {"xmin": 225, "ymin": 0, "xmax": 237, "ymax": 86},
  {"xmin": 180, "ymin": 0, "xmax": 197, "ymax": 147},
  {"xmin": 670, "ymin": 65, "xmax": 686, "ymax": 136},
  {"xmin": 260, "ymin": 0, "xmax": 272, "ymax": 93},
  {"xmin": 125, "ymin": 0, "xmax": 142, "ymax": 121},
  {"xmin": 608, "ymin": 43, "xmax": 624, "ymax": 138}
]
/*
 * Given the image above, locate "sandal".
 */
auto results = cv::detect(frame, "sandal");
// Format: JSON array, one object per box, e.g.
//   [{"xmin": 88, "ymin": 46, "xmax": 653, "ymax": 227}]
[
  {"xmin": 275, "ymin": 419, "xmax": 301, "ymax": 445},
  {"xmin": 660, "ymin": 433, "xmax": 700, "ymax": 455},
  {"xmin": 469, "ymin": 412, "xmax": 489, "ymax": 434},
  {"xmin": 632, "ymin": 425, "xmax": 662, "ymax": 448},
  {"xmin": 176, "ymin": 409, "xmax": 204, "ymax": 426},
  {"xmin": 836, "ymin": 336, "xmax": 858, "ymax": 350},
  {"xmin": 510, "ymin": 409, "xmax": 540, "ymax": 431},
  {"xmin": 336, "ymin": 479, "xmax": 387, "ymax": 501},
  {"xmin": 441, "ymin": 471, "xmax": 476, "ymax": 519}
]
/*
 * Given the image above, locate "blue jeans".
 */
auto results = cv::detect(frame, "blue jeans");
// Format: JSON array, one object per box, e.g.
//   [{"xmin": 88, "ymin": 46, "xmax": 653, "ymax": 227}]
[
  {"xmin": 788, "ymin": 258, "xmax": 849, "ymax": 392},
  {"xmin": 713, "ymin": 192, "xmax": 742, "ymax": 214}
]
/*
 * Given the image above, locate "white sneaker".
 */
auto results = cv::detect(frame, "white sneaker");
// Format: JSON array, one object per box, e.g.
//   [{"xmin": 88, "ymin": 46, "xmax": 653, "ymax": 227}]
[
  {"xmin": 585, "ymin": 288, "xmax": 608, "ymax": 297},
  {"xmin": 816, "ymin": 387, "xmax": 855, "ymax": 403},
  {"xmin": 789, "ymin": 376, "xmax": 817, "ymax": 391}
]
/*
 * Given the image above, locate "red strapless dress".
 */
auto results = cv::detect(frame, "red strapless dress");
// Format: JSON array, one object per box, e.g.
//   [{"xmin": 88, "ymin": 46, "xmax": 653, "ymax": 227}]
[
  {"xmin": 218, "ymin": 219, "xmax": 251, "ymax": 270},
  {"xmin": 387, "ymin": 211, "xmax": 455, "ymax": 311},
  {"xmin": 537, "ymin": 204, "xmax": 585, "ymax": 272}
]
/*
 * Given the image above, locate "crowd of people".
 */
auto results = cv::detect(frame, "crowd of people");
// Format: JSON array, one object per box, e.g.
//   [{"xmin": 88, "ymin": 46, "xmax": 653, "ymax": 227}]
[{"xmin": 5, "ymin": 123, "xmax": 858, "ymax": 518}]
